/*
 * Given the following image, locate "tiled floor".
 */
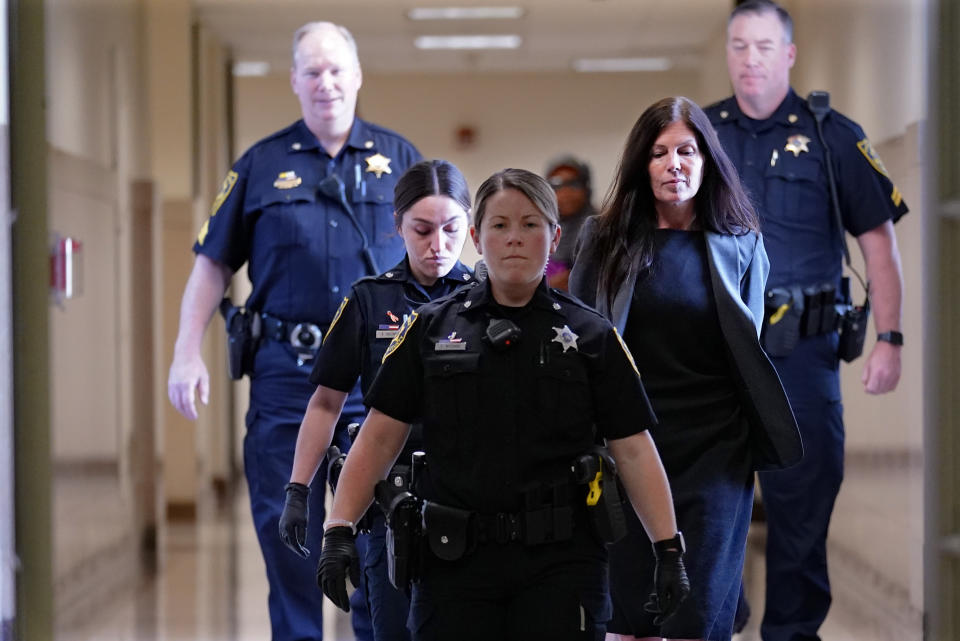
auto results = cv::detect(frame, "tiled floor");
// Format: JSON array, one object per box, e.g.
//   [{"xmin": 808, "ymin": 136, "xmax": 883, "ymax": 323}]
[
  {"xmin": 57, "ymin": 477, "xmax": 919, "ymax": 641},
  {"xmin": 57, "ymin": 484, "xmax": 353, "ymax": 641}
]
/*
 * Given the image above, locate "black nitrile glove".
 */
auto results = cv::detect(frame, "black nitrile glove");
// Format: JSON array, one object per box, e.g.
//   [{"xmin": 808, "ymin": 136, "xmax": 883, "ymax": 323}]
[
  {"xmin": 279, "ymin": 482, "xmax": 310, "ymax": 558},
  {"xmin": 643, "ymin": 532, "xmax": 691, "ymax": 625},
  {"xmin": 317, "ymin": 525, "xmax": 361, "ymax": 612}
]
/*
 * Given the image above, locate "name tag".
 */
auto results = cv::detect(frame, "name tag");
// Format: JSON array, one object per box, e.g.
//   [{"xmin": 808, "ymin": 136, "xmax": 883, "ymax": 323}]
[
  {"xmin": 434, "ymin": 342, "xmax": 467, "ymax": 351},
  {"xmin": 376, "ymin": 329, "xmax": 399, "ymax": 339}
]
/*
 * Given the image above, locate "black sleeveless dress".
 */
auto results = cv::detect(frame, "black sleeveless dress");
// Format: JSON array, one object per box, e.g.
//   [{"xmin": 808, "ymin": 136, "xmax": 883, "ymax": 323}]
[{"xmin": 607, "ymin": 229, "xmax": 754, "ymax": 641}]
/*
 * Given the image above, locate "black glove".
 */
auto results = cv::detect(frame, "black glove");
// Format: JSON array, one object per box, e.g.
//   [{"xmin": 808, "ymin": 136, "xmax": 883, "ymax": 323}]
[
  {"xmin": 643, "ymin": 532, "xmax": 691, "ymax": 625},
  {"xmin": 317, "ymin": 525, "xmax": 361, "ymax": 612},
  {"xmin": 279, "ymin": 482, "xmax": 311, "ymax": 558}
]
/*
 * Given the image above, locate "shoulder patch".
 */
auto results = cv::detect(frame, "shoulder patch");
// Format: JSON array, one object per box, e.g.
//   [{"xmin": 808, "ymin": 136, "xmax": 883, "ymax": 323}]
[
  {"xmin": 382, "ymin": 310, "xmax": 418, "ymax": 363},
  {"xmin": 613, "ymin": 327, "xmax": 641, "ymax": 378},
  {"xmin": 196, "ymin": 218, "xmax": 210, "ymax": 246},
  {"xmin": 856, "ymin": 138, "xmax": 890, "ymax": 178},
  {"xmin": 324, "ymin": 297, "xmax": 351, "ymax": 344},
  {"xmin": 210, "ymin": 170, "xmax": 239, "ymax": 217}
]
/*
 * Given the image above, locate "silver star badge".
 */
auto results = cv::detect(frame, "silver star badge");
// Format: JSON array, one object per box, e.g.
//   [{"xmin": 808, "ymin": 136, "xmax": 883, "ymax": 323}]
[{"xmin": 552, "ymin": 325, "xmax": 579, "ymax": 353}]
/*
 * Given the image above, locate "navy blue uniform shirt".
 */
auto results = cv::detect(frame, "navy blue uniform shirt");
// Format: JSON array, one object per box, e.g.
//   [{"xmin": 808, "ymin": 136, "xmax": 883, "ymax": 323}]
[
  {"xmin": 706, "ymin": 89, "xmax": 908, "ymax": 290},
  {"xmin": 194, "ymin": 118, "xmax": 422, "ymax": 324},
  {"xmin": 365, "ymin": 278, "xmax": 657, "ymax": 515}
]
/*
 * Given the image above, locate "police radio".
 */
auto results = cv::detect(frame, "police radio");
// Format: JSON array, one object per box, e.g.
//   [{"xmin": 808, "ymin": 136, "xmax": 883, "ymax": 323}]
[
  {"xmin": 807, "ymin": 91, "xmax": 870, "ymax": 362},
  {"xmin": 484, "ymin": 317, "xmax": 522, "ymax": 350}
]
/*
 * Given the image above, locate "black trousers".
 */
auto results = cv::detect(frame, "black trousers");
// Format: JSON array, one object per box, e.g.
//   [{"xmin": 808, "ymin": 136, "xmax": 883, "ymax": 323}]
[{"xmin": 407, "ymin": 527, "xmax": 610, "ymax": 641}]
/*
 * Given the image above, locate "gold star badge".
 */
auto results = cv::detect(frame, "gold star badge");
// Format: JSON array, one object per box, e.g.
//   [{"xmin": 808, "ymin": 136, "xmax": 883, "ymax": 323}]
[
  {"xmin": 365, "ymin": 153, "xmax": 392, "ymax": 179},
  {"xmin": 784, "ymin": 134, "xmax": 811, "ymax": 157}
]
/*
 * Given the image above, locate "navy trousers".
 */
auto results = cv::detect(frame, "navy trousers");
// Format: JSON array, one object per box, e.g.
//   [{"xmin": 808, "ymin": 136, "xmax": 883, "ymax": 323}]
[
  {"xmin": 362, "ymin": 512, "xmax": 413, "ymax": 641},
  {"xmin": 245, "ymin": 339, "xmax": 372, "ymax": 641},
  {"xmin": 759, "ymin": 335, "xmax": 845, "ymax": 641}
]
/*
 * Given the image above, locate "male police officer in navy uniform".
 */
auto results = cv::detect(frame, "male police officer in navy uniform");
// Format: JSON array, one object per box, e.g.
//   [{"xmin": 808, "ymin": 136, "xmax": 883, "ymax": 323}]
[
  {"xmin": 167, "ymin": 21, "xmax": 420, "ymax": 641},
  {"xmin": 705, "ymin": 2, "xmax": 907, "ymax": 640}
]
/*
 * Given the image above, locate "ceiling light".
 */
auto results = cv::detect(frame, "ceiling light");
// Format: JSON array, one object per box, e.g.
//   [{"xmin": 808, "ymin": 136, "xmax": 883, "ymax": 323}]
[
  {"xmin": 414, "ymin": 35, "xmax": 522, "ymax": 50},
  {"xmin": 573, "ymin": 57, "xmax": 672, "ymax": 73},
  {"xmin": 232, "ymin": 61, "xmax": 271, "ymax": 77},
  {"xmin": 407, "ymin": 7, "xmax": 524, "ymax": 20}
]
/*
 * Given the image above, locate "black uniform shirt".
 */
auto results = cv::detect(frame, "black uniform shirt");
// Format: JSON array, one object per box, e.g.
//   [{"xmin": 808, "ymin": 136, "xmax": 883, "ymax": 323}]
[
  {"xmin": 309, "ymin": 257, "xmax": 474, "ymax": 395},
  {"xmin": 194, "ymin": 118, "xmax": 422, "ymax": 324},
  {"xmin": 706, "ymin": 89, "xmax": 908, "ymax": 290},
  {"xmin": 365, "ymin": 278, "xmax": 657, "ymax": 514}
]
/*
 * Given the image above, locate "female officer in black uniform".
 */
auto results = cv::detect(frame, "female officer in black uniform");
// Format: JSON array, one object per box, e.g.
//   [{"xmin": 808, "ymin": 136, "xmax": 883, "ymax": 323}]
[
  {"xmin": 315, "ymin": 168, "xmax": 690, "ymax": 641},
  {"xmin": 278, "ymin": 159, "xmax": 474, "ymax": 641}
]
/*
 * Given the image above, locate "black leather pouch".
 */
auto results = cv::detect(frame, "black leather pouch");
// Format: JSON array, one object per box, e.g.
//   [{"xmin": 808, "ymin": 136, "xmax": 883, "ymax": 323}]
[{"xmin": 421, "ymin": 501, "xmax": 476, "ymax": 561}]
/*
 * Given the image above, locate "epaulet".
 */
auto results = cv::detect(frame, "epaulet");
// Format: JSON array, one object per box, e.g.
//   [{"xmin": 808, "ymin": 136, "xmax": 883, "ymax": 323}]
[
  {"xmin": 357, "ymin": 119, "xmax": 417, "ymax": 148},
  {"xmin": 353, "ymin": 274, "xmax": 382, "ymax": 286},
  {"xmin": 250, "ymin": 121, "xmax": 301, "ymax": 148},
  {"xmin": 821, "ymin": 108, "xmax": 866, "ymax": 139},
  {"xmin": 453, "ymin": 281, "xmax": 481, "ymax": 297},
  {"xmin": 551, "ymin": 289, "xmax": 604, "ymax": 318},
  {"xmin": 704, "ymin": 97, "xmax": 735, "ymax": 125}
]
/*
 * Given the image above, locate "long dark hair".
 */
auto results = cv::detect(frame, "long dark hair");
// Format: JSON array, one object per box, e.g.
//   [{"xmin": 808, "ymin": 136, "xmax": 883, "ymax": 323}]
[
  {"xmin": 393, "ymin": 159, "xmax": 471, "ymax": 226},
  {"xmin": 589, "ymin": 96, "xmax": 758, "ymax": 309}
]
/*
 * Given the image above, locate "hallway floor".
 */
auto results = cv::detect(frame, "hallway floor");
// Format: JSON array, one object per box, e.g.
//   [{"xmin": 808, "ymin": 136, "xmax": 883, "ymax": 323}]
[{"xmin": 56, "ymin": 483, "xmax": 909, "ymax": 641}]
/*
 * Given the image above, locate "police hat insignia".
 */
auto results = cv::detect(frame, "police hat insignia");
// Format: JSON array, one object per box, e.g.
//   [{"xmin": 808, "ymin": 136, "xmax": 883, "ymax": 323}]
[
  {"xmin": 365, "ymin": 153, "xmax": 392, "ymax": 179},
  {"xmin": 784, "ymin": 134, "xmax": 811, "ymax": 157},
  {"xmin": 273, "ymin": 170, "xmax": 302, "ymax": 189},
  {"xmin": 551, "ymin": 325, "xmax": 579, "ymax": 353}
]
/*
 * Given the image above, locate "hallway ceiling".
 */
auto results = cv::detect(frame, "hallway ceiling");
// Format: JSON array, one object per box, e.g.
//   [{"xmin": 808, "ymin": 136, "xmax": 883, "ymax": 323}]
[{"xmin": 195, "ymin": 0, "xmax": 730, "ymax": 75}]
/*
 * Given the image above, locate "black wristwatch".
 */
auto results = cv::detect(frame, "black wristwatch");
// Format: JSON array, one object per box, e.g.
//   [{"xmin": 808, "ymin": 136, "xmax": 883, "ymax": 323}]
[
  {"xmin": 652, "ymin": 532, "xmax": 686, "ymax": 557},
  {"xmin": 877, "ymin": 331, "xmax": 904, "ymax": 346}
]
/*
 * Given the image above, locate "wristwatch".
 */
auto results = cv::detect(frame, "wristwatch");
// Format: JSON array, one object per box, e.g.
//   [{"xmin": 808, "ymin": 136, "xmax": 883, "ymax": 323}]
[
  {"xmin": 652, "ymin": 532, "xmax": 686, "ymax": 557},
  {"xmin": 877, "ymin": 331, "xmax": 904, "ymax": 346}
]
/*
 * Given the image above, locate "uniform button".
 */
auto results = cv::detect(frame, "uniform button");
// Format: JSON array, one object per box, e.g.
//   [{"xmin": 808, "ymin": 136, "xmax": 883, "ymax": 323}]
[
  {"xmin": 751, "ymin": 133, "xmax": 757, "ymax": 139},
  {"xmin": 746, "ymin": 160, "xmax": 754, "ymax": 166},
  {"xmin": 329, "ymin": 220, "xmax": 338, "ymax": 228},
  {"xmin": 331, "ymin": 286, "xmax": 340, "ymax": 293},
  {"xmin": 377, "ymin": 195, "xmax": 384, "ymax": 201}
]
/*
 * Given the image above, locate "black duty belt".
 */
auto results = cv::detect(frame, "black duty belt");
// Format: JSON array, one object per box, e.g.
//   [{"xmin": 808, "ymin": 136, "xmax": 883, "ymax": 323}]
[
  {"xmin": 476, "ymin": 504, "xmax": 575, "ymax": 545},
  {"xmin": 477, "ymin": 512, "xmax": 524, "ymax": 544},
  {"xmin": 260, "ymin": 312, "xmax": 326, "ymax": 350}
]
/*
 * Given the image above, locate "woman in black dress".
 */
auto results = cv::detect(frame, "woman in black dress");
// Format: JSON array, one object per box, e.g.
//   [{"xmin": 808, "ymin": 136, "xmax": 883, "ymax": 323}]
[{"xmin": 570, "ymin": 97, "xmax": 800, "ymax": 641}]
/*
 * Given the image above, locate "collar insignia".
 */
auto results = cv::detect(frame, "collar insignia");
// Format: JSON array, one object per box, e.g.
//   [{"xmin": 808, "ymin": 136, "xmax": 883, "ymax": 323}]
[
  {"xmin": 552, "ymin": 325, "xmax": 579, "ymax": 353},
  {"xmin": 273, "ymin": 170, "xmax": 302, "ymax": 189},
  {"xmin": 365, "ymin": 153, "xmax": 392, "ymax": 178},
  {"xmin": 784, "ymin": 134, "xmax": 811, "ymax": 157}
]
